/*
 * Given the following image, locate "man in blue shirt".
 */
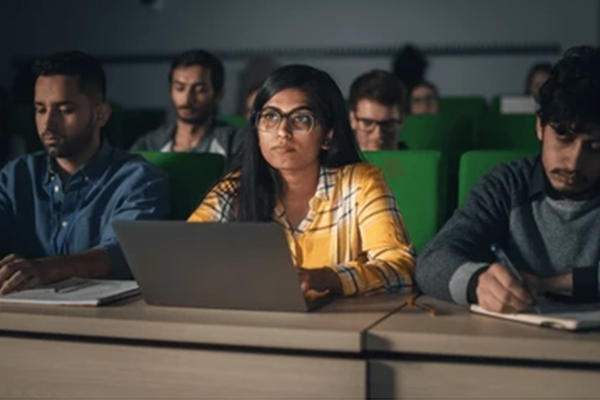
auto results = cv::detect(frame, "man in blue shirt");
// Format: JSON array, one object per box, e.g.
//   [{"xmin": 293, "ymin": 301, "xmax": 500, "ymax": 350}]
[{"xmin": 0, "ymin": 51, "xmax": 169, "ymax": 295}]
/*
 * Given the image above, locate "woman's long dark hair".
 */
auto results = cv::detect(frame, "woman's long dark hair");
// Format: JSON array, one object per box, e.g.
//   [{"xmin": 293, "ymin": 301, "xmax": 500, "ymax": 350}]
[{"xmin": 230, "ymin": 64, "xmax": 362, "ymax": 222}]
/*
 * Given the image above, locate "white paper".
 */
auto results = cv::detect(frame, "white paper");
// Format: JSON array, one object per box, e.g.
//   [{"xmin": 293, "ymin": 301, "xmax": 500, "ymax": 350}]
[{"xmin": 0, "ymin": 277, "xmax": 140, "ymax": 306}]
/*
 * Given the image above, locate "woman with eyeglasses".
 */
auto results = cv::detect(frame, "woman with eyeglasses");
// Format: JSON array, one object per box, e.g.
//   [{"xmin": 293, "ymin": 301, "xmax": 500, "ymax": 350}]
[{"xmin": 188, "ymin": 65, "xmax": 414, "ymax": 297}]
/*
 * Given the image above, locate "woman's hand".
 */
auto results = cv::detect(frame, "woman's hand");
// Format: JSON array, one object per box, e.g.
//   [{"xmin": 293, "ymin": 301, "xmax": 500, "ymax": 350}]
[{"xmin": 296, "ymin": 267, "xmax": 342, "ymax": 297}]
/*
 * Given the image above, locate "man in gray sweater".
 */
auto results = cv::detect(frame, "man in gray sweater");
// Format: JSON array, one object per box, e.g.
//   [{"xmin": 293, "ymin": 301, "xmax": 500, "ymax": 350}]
[
  {"xmin": 417, "ymin": 46, "xmax": 600, "ymax": 313},
  {"xmin": 131, "ymin": 50, "xmax": 242, "ymax": 159}
]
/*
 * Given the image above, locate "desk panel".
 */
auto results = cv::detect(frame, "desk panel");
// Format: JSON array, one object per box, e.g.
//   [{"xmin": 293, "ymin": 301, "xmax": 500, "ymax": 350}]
[
  {"xmin": 368, "ymin": 299, "xmax": 600, "ymax": 364},
  {"xmin": 0, "ymin": 336, "xmax": 365, "ymax": 399},
  {"xmin": 369, "ymin": 359, "xmax": 600, "ymax": 399},
  {"xmin": 0, "ymin": 294, "xmax": 405, "ymax": 353}
]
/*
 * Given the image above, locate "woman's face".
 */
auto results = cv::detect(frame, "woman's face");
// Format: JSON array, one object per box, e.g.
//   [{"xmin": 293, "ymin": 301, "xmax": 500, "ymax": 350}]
[{"xmin": 256, "ymin": 88, "xmax": 329, "ymax": 172}]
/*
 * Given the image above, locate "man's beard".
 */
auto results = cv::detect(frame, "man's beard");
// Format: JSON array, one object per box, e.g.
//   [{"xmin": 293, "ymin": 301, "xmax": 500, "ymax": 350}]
[
  {"xmin": 175, "ymin": 103, "xmax": 217, "ymax": 126},
  {"xmin": 43, "ymin": 117, "xmax": 95, "ymax": 159}
]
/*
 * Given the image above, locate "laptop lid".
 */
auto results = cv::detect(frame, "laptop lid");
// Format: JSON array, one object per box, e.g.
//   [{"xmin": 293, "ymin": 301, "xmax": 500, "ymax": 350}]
[{"xmin": 113, "ymin": 220, "xmax": 320, "ymax": 312}]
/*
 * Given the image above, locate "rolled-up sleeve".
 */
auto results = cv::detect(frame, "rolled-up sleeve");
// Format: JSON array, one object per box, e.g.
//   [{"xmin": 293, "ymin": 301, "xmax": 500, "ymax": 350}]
[{"xmin": 330, "ymin": 167, "xmax": 415, "ymax": 296}]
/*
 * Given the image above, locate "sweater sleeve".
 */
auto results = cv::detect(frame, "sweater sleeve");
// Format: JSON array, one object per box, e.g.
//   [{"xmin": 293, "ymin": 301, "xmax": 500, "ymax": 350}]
[{"xmin": 416, "ymin": 163, "xmax": 515, "ymax": 304}]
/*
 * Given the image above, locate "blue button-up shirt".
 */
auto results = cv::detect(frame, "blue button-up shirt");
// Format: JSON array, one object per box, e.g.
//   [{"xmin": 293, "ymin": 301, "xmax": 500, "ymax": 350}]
[{"xmin": 0, "ymin": 140, "xmax": 169, "ymax": 279}]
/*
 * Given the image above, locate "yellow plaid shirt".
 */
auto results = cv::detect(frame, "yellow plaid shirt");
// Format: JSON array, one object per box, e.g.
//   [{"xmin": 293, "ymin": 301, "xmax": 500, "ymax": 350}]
[{"xmin": 188, "ymin": 162, "xmax": 415, "ymax": 296}]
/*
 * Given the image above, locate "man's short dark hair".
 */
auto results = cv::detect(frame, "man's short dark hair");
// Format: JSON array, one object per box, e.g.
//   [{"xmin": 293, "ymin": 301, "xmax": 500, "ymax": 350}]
[
  {"xmin": 537, "ymin": 46, "xmax": 600, "ymax": 134},
  {"xmin": 169, "ymin": 49, "xmax": 225, "ymax": 94},
  {"xmin": 349, "ymin": 70, "xmax": 408, "ymax": 114},
  {"xmin": 32, "ymin": 51, "xmax": 106, "ymax": 101}
]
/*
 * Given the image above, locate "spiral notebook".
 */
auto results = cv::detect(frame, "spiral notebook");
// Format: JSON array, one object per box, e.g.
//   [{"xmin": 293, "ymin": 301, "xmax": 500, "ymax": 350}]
[
  {"xmin": 0, "ymin": 277, "xmax": 140, "ymax": 307},
  {"xmin": 470, "ymin": 300, "xmax": 600, "ymax": 331}
]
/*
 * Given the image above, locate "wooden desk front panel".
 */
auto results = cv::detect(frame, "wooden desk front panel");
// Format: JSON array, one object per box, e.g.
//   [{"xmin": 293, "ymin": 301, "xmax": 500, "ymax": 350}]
[
  {"xmin": 369, "ymin": 359, "xmax": 600, "ymax": 399},
  {"xmin": 0, "ymin": 336, "xmax": 365, "ymax": 399}
]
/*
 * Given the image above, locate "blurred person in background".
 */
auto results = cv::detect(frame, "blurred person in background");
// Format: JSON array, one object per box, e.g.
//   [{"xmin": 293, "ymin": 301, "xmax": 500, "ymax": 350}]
[
  {"xmin": 349, "ymin": 70, "xmax": 408, "ymax": 151},
  {"xmin": 409, "ymin": 80, "xmax": 440, "ymax": 115},
  {"xmin": 392, "ymin": 45, "xmax": 428, "ymax": 94},
  {"xmin": 131, "ymin": 50, "xmax": 242, "ymax": 160},
  {"xmin": 525, "ymin": 62, "xmax": 552, "ymax": 98},
  {"xmin": 245, "ymin": 83, "xmax": 261, "ymax": 122}
]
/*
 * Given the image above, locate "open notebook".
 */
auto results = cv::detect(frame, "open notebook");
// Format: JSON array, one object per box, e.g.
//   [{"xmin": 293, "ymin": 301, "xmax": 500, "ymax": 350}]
[
  {"xmin": 471, "ymin": 300, "xmax": 600, "ymax": 331},
  {"xmin": 0, "ymin": 277, "xmax": 140, "ymax": 306}
]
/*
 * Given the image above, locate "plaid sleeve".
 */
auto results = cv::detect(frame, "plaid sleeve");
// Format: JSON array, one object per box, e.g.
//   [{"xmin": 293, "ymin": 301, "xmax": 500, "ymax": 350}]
[
  {"xmin": 187, "ymin": 178, "xmax": 238, "ymax": 222},
  {"xmin": 330, "ymin": 165, "xmax": 415, "ymax": 296}
]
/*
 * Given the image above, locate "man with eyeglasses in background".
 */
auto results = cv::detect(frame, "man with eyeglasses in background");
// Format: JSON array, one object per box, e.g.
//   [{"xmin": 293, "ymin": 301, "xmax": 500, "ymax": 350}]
[
  {"xmin": 349, "ymin": 70, "xmax": 408, "ymax": 151},
  {"xmin": 410, "ymin": 80, "xmax": 440, "ymax": 115}
]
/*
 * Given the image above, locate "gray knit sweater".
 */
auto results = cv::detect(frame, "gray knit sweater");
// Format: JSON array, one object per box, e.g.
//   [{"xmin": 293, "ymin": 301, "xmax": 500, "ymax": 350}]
[{"xmin": 417, "ymin": 156, "xmax": 600, "ymax": 305}]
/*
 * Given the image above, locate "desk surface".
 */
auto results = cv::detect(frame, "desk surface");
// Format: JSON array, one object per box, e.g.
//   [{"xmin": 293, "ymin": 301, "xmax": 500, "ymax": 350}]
[
  {"xmin": 0, "ymin": 294, "xmax": 405, "ymax": 353},
  {"xmin": 368, "ymin": 298, "xmax": 600, "ymax": 364}
]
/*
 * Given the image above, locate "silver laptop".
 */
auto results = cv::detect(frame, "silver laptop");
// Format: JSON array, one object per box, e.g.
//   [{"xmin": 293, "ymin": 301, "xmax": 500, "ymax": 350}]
[{"xmin": 113, "ymin": 221, "xmax": 333, "ymax": 312}]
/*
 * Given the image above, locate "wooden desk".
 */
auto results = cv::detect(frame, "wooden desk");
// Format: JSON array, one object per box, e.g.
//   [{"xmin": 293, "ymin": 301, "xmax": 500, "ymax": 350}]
[
  {"xmin": 0, "ymin": 294, "xmax": 404, "ymax": 399},
  {"xmin": 367, "ymin": 299, "xmax": 600, "ymax": 399}
]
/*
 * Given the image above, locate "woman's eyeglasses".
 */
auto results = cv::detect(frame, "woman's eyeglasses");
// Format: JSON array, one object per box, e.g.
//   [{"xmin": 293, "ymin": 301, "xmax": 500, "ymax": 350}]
[{"xmin": 256, "ymin": 108, "xmax": 318, "ymax": 135}]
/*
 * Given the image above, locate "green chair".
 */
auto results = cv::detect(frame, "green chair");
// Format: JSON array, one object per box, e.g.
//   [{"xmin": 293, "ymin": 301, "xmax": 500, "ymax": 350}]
[
  {"xmin": 132, "ymin": 152, "xmax": 226, "ymax": 220},
  {"xmin": 479, "ymin": 97, "xmax": 538, "ymax": 151},
  {"xmin": 489, "ymin": 96, "xmax": 502, "ymax": 114},
  {"xmin": 363, "ymin": 151, "xmax": 443, "ymax": 253},
  {"xmin": 401, "ymin": 113, "xmax": 473, "ymax": 218},
  {"xmin": 458, "ymin": 150, "xmax": 536, "ymax": 206},
  {"xmin": 402, "ymin": 113, "xmax": 474, "ymax": 151},
  {"xmin": 479, "ymin": 113, "xmax": 538, "ymax": 151},
  {"xmin": 220, "ymin": 115, "xmax": 247, "ymax": 128},
  {"xmin": 439, "ymin": 96, "xmax": 488, "ymax": 138}
]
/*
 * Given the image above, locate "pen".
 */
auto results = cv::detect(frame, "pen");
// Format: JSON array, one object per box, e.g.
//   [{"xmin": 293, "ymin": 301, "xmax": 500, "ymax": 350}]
[
  {"xmin": 490, "ymin": 243, "xmax": 539, "ymax": 313},
  {"xmin": 54, "ymin": 280, "xmax": 95, "ymax": 294},
  {"xmin": 490, "ymin": 243, "xmax": 522, "ymax": 283}
]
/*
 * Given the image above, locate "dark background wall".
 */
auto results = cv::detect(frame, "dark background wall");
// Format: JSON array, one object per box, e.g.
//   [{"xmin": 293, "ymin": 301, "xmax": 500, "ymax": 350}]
[{"xmin": 0, "ymin": 0, "xmax": 598, "ymax": 114}]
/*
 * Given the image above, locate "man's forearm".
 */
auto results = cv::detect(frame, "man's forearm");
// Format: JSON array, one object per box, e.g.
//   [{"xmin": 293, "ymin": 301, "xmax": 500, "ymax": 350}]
[{"xmin": 37, "ymin": 249, "xmax": 112, "ymax": 283}]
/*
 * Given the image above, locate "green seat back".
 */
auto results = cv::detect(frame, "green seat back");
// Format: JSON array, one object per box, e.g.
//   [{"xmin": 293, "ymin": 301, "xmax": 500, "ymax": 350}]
[
  {"xmin": 489, "ymin": 96, "xmax": 501, "ymax": 114},
  {"xmin": 402, "ymin": 113, "xmax": 474, "ymax": 151},
  {"xmin": 132, "ymin": 152, "xmax": 225, "ymax": 220},
  {"xmin": 363, "ymin": 151, "xmax": 443, "ymax": 253},
  {"xmin": 479, "ymin": 113, "xmax": 538, "ymax": 151},
  {"xmin": 220, "ymin": 115, "xmax": 247, "ymax": 128},
  {"xmin": 479, "ymin": 97, "xmax": 538, "ymax": 151},
  {"xmin": 401, "ymin": 114, "xmax": 473, "ymax": 217},
  {"xmin": 458, "ymin": 150, "xmax": 536, "ymax": 206},
  {"xmin": 439, "ymin": 96, "xmax": 488, "ymax": 137}
]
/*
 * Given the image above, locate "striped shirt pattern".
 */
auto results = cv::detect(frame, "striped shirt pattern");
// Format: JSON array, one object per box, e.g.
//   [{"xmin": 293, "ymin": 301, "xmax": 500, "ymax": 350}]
[{"xmin": 188, "ymin": 162, "xmax": 415, "ymax": 296}]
